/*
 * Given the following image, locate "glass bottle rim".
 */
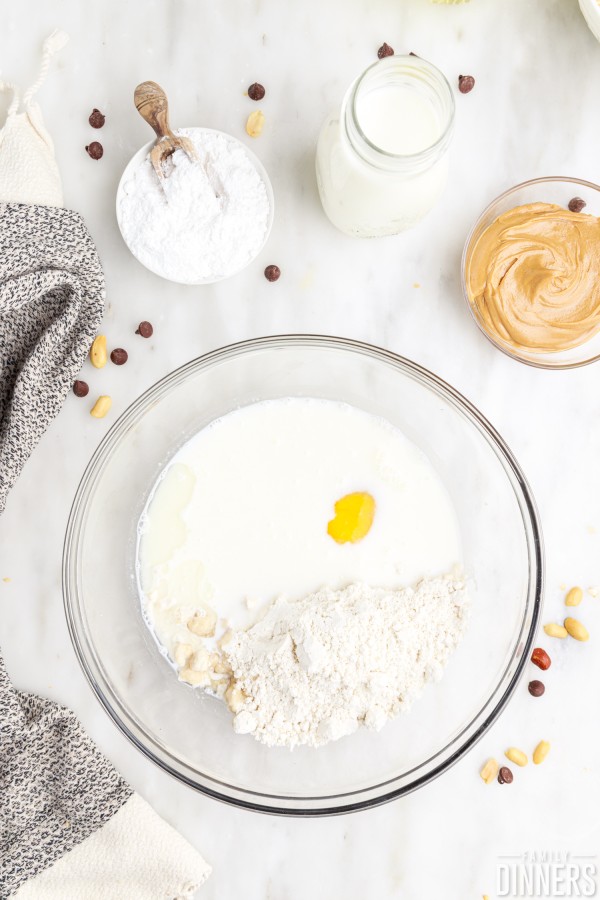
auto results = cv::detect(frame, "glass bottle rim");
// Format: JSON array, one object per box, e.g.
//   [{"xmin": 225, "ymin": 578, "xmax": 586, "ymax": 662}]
[{"xmin": 344, "ymin": 55, "xmax": 455, "ymax": 172}]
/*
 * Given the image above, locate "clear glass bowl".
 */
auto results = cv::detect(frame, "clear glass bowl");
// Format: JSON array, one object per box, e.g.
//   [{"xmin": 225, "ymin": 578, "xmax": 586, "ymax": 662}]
[
  {"xmin": 63, "ymin": 335, "xmax": 543, "ymax": 815},
  {"xmin": 462, "ymin": 176, "xmax": 600, "ymax": 369}
]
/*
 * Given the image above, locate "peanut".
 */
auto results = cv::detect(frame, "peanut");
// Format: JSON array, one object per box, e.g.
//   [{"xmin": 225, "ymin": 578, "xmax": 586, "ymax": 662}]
[
  {"xmin": 245, "ymin": 110, "xmax": 265, "ymax": 138},
  {"xmin": 225, "ymin": 682, "xmax": 247, "ymax": 713},
  {"xmin": 564, "ymin": 617, "xmax": 589, "ymax": 642},
  {"xmin": 543, "ymin": 622, "xmax": 568, "ymax": 638},
  {"xmin": 505, "ymin": 747, "xmax": 528, "ymax": 767},
  {"xmin": 531, "ymin": 647, "xmax": 551, "ymax": 670},
  {"xmin": 173, "ymin": 642, "xmax": 193, "ymax": 667},
  {"xmin": 190, "ymin": 646, "xmax": 211, "ymax": 672},
  {"xmin": 565, "ymin": 586, "xmax": 583, "ymax": 607},
  {"xmin": 90, "ymin": 334, "xmax": 107, "ymax": 368},
  {"xmin": 90, "ymin": 395, "xmax": 112, "ymax": 418},
  {"xmin": 533, "ymin": 740, "xmax": 550, "ymax": 765},
  {"xmin": 187, "ymin": 605, "xmax": 217, "ymax": 638},
  {"xmin": 479, "ymin": 758, "xmax": 499, "ymax": 785},
  {"xmin": 179, "ymin": 667, "xmax": 210, "ymax": 686}
]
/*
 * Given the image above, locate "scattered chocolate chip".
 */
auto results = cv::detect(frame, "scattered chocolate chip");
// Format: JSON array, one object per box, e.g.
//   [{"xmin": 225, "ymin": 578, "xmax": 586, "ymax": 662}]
[
  {"xmin": 73, "ymin": 380, "xmax": 89, "ymax": 398},
  {"xmin": 409, "ymin": 52, "xmax": 418, "ymax": 57},
  {"xmin": 264, "ymin": 265, "xmax": 281, "ymax": 282},
  {"xmin": 458, "ymin": 74, "xmax": 476, "ymax": 94},
  {"xmin": 498, "ymin": 766, "xmax": 513, "ymax": 785},
  {"xmin": 568, "ymin": 196, "xmax": 586, "ymax": 213},
  {"xmin": 110, "ymin": 348, "xmax": 128, "ymax": 365},
  {"xmin": 85, "ymin": 141, "xmax": 104, "ymax": 160},
  {"xmin": 89, "ymin": 108, "xmax": 106, "ymax": 129},
  {"xmin": 248, "ymin": 82, "xmax": 265, "ymax": 101},
  {"xmin": 528, "ymin": 679, "xmax": 545, "ymax": 697},
  {"xmin": 377, "ymin": 43, "xmax": 394, "ymax": 59},
  {"xmin": 135, "ymin": 321, "xmax": 153, "ymax": 338}
]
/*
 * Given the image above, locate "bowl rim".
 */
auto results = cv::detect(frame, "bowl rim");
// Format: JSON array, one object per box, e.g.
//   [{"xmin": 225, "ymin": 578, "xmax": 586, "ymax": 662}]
[
  {"xmin": 63, "ymin": 334, "xmax": 544, "ymax": 816},
  {"xmin": 115, "ymin": 127, "xmax": 275, "ymax": 286},
  {"xmin": 461, "ymin": 175, "xmax": 600, "ymax": 370}
]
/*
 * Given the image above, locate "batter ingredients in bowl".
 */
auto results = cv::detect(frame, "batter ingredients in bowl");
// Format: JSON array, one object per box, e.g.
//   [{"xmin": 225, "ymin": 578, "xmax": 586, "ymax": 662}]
[
  {"xmin": 225, "ymin": 576, "xmax": 467, "ymax": 748},
  {"xmin": 466, "ymin": 201, "xmax": 600, "ymax": 353},
  {"xmin": 137, "ymin": 397, "xmax": 468, "ymax": 748}
]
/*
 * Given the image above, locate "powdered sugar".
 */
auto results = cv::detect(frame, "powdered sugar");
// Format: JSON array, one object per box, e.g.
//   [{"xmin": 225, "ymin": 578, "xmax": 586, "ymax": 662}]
[
  {"xmin": 118, "ymin": 128, "xmax": 271, "ymax": 283},
  {"xmin": 224, "ymin": 574, "xmax": 469, "ymax": 748}
]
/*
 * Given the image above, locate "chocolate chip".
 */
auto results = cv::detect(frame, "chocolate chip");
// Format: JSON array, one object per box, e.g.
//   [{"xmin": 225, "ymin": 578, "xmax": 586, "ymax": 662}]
[
  {"xmin": 409, "ymin": 52, "xmax": 419, "ymax": 57},
  {"xmin": 458, "ymin": 74, "xmax": 476, "ymax": 94},
  {"xmin": 248, "ymin": 82, "xmax": 265, "ymax": 101},
  {"xmin": 135, "ymin": 321, "xmax": 153, "ymax": 338},
  {"xmin": 85, "ymin": 141, "xmax": 104, "ymax": 160},
  {"xmin": 528, "ymin": 679, "xmax": 545, "ymax": 697},
  {"xmin": 73, "ymin": 380, "xmax": 89, "ymax": 398},
  {"xmin": 377, "ymin": 43, "xmax": 394, "ymax": 59},
  {"xmin": 89, "ymin": 108, "xmax": 105, "ymax": 129},
  {"xmin": 568, "ymin": 196, "xmax": 586, "ymax": 213},
  {"xmin": 110, "ymin": 348, "xmax": 128, "ymax": 365},
  {"xmin": 498, "ymin": 766, "xmax": 513, "ymax": 785},
  {"xmin": 264, "ymin": 265, "xmax": 281, "ymax": 282}
]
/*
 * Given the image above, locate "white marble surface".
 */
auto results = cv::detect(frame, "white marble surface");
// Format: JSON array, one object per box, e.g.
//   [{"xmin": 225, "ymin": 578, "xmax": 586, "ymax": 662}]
[{"xmin": 2, "ymin": 1, "xmax": 600, "ymax": 897}]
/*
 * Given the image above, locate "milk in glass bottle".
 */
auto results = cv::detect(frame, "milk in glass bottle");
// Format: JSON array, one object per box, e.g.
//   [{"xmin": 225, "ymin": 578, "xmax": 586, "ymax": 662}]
[{"xmin": 316, "ymin": 55, "xmax": 455, "ymax": 237}]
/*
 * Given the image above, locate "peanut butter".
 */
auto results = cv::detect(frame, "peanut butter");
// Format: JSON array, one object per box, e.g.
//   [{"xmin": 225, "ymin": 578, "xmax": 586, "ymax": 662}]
[{"xmin": 466, "ymin": 202, "xmax": 600, "ymax": 352}]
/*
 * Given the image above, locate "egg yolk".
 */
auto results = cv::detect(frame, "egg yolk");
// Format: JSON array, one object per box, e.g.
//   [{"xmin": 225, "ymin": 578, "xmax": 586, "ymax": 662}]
[{"xmin": 327, "ymin": 492, "xmax": 376, "ymax": 544}]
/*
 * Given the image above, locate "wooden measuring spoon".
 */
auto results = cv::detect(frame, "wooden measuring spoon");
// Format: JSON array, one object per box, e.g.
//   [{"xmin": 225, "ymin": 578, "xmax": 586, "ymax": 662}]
[{"xmin": 134, "ymin": 80, "xmax": 197, "ymax": 180}]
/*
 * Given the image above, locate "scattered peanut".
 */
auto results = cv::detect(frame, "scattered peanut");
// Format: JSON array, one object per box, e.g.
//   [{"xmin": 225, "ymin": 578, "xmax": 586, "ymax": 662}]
[
  {"xmin": 505, "ymin": 747, "xmax": 528, "ymax": 767},
  {"xmin": 90, "ymin": 334, "xmax": 108, "ymax": 368},
  {"xmin": 480, "ymin": 758, "xmax": 499, "ymax": 784},
  {"xmin": 187, "ymin": 605, "xmax": 217, "ymax": 638},
  {"xmin": 179, "ymin": 668, "xmax": 210, "ymax": 686},
  {"xmin": 543, "ymin": 622, "xmax": 568, "ymax": 638},
  {"xmin": 533, "ymin": 740, "xmax": 550, "ymax": 765},
  {"xmin": 564, "ymin": 617, "xmax": 589, "ymax": 642},
  {"xmin": 90, "ymin": 395, "xmax": 112, "ymax": 418},
  {"xmin": 189, "ymin": 645, "xmax": 211, "ymax": 672},
  {"xmin": 173, "ymin": 642, "xmax": 193, "ymax": 667},
  {"xmin": 225, "ymin": 682, "xmax": 247, "ymax": 713},
  {"xmin": 565, "ymin": 586, "xmax": 583, "ymax": 607},
  {"xmin": 245, "ymin": 109, "xmax": 265, "ymax": 138},
  {"xmin": 531, "ymin": 647, "xmax": 551, "ymax": 670},
  {"xmin": 213, "ymin": 658, "xmax": 233, "ymax": 676}
]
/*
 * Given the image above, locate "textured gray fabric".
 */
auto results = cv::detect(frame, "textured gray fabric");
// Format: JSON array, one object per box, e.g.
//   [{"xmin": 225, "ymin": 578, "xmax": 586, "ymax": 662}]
[
  {"xmin": 0, "ymin": 202, "xmax": 104, "ymax": 513},
  {"xmin": 0, "ymin": 653, "xmax": 133, "ymax": 897}
]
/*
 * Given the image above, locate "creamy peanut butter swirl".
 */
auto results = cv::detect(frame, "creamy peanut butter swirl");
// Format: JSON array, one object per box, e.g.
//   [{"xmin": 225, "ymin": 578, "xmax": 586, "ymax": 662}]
[{"xmin": 467, "ymin": 202, "xmax": 600, "ymax": 352}]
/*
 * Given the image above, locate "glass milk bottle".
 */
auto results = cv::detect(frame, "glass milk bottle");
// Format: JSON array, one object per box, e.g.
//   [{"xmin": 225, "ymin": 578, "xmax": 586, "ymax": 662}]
[{"xmin": 316, "ymin": 55, "xmax": 455, "ymax": 237}]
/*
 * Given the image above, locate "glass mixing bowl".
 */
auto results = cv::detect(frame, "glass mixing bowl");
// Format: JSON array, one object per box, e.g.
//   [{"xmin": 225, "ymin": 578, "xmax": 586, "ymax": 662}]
[
  {"xmin": 63, "ymin": 335, "xmax": 543, "ymax": 815},
  {"xmin": 462, "ymin": 176, "xmax": 600, "ymax": 369}
]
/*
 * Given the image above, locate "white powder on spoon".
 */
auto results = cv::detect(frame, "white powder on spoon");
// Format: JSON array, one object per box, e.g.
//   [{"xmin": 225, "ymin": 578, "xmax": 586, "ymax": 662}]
[
  {"xmin": 224, "ymin": 574, "xmax": 469, "ymax": 749},
  {"xmin": 118, "ymin": 127, "xmax": 271, "ymax": 283}
]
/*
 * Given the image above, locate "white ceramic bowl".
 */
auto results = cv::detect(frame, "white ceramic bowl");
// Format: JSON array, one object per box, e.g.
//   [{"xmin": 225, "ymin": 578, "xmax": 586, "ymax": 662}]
[
  {"xmin": 115, "ymin": 128, "xmax": 274, "ymax": 285},
  {"xmin": 579, "ymin": 0, "xmax": 600, "ymax": 43}
]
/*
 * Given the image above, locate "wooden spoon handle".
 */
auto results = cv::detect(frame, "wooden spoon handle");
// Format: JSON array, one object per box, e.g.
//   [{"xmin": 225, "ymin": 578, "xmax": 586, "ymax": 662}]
[{"xmin": 134, "ymin": 80, "xmax": 174, "ymax": 141}]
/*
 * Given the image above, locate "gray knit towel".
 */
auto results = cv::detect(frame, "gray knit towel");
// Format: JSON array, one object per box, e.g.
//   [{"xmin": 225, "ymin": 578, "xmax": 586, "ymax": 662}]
[
  {"xmin": 0, "ymin": 202, "xmax": 104, "ymax": 513},
  {"xmin": 0, "ymin": 652, "xmax": 211, "ymax": 899},
  {"xmin": 0, "ymin": 652, "xmax": 131, "ymax": 896}
]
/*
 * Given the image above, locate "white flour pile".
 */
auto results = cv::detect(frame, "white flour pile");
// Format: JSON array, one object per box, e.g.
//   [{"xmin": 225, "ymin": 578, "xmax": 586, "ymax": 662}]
[
  {"xmin": 224, "ymin": 575, "xmax": 469, "ymax": 748},
  {"xmin": 118, "ymin": 127, "xmax": 270, "ymax": 282}
]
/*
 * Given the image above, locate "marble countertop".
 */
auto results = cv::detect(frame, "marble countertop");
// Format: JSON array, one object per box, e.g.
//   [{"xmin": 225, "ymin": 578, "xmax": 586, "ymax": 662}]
[{"xmin": 2, "ymin": 0, "xmax": 600, "ymax": 897}]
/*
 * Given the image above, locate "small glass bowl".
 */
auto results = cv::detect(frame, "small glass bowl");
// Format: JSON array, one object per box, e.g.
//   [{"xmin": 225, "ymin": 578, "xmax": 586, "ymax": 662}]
[{"xmin": 462, "ymin": 176, "xmax": 600, "ymax": 369}]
